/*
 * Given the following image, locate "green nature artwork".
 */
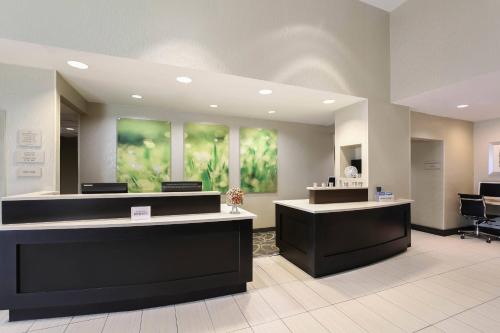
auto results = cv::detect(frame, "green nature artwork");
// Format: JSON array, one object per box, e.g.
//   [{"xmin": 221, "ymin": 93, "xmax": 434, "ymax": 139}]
[
  {"xmin": 240, "ymin": 127, "xmax": 278, "ymax": 193},
  {"xmin": 184, "ymin": 123, "xmax": 229, "ymax": 192},
  {"xmin": 116, "ymin": 118, "xmax": 171, "ymax": 192}
]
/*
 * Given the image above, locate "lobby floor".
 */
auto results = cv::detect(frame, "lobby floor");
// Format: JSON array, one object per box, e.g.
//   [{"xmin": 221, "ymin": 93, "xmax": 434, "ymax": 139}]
[{"xmin": 2, "ymin": 230, "xmax": 500, "ymax": 333}]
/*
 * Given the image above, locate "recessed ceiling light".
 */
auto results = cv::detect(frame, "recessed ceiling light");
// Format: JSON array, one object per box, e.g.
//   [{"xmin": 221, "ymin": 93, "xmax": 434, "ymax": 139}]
[
  {"xmin": 66, "ymin": 60, "xmax": 88, "ymax": 69},
  {"xmin": 176, "ymin": 76, "xmax": 192, "ymax": 84},
  {"xmin": 457, "ymin": 104, "xmax": 469, "ymax": 109},
  {"xmin": 323, "ymin": 99, "xmax": 336, "ymax": 104},
  {"xmin": 268, "ymin": 110, "xmax": 276, "ymax": 114},
  {"xmin": 66, "ymin": 127, "xmax": 75, "ymax": 131},
  {"xmin": 209, "ymin": 104, "xmax": 218, "ymax": 108},
  {"xmin": 259, "ymin": 89, "xmax": 273, "ymax": 95},
  {"xmin": 131, "ymin": 94, "xmax": 143, "ymax": 99}
]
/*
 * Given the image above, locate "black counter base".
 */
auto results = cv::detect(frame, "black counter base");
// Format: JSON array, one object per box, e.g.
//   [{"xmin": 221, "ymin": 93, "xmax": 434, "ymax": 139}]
[
  {"xmin": 276, "ymin": 204, "xmax": 411, "ymax": 277},
  {"xmin": 9, "ymin": 284, "xmax": 245, "ymax": 322},
  {"xmin": 0, "ymin": 220, "xmax": 252, "ymax": 321}
]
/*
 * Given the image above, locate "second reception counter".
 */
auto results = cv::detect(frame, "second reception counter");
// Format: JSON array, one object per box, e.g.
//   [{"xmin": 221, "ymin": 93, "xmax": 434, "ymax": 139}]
[{"xmin": 274, "ymin": 199, "xmax": 413, "ymax": 277}]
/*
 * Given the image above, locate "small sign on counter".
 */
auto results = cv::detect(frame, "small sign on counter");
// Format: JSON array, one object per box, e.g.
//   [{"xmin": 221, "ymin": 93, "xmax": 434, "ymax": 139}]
[{"xmin": 131, "ymin": 206, "xmax": 151, "ymax": 221}]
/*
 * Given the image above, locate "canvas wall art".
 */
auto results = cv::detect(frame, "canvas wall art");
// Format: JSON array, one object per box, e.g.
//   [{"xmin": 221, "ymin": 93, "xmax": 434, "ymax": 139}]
[
  {"xmin": 240, "ymin": 127, "xmax": 278, "ymax": 193},
  {"xmin": 184, "ymin": 123, "xmax": 229, "ymax": 192},
  {"xmin": 116, "ymin": 118, "xmax": 171, "ymax": 192}
]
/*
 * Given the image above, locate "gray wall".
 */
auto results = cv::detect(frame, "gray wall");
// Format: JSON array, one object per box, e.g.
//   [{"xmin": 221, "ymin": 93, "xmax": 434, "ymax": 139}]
[
  {"xmin": 391, "ymin": 0, "xmax": 500, "ymax": 102},
  {"xmin": 80, "ymin": 103, "xmax": 334, "ymax": 229}
]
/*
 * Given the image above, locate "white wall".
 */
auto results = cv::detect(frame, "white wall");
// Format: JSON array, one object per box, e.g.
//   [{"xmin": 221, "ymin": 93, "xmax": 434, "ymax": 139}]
[
  {"xmin": 391, "ymin": 0, "xmax": 500, "ymax": 102},
  {"xmin": 80, "ymin": 103, "xmax": 334, "ymax": 229},
  {"xmin": 411, "ymin": 140, "xmax": 444, "ymax": 229},
  {"xmin": 0, "ymin": 0, "xmax": 411, "ymax": 201},
  {"xmin": 0, "ymin": 63, "xmax": 57, "ymax": 195},
  {"xmin": 411, "ymin": 112, "xmax": 473, "ymax": 229},
  {"xmin": 334, "ymin": 101, "xmax": 369, "ymax": 183}
]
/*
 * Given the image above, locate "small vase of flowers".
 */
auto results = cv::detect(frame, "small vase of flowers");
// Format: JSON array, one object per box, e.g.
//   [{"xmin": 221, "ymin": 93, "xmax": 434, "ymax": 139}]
[{"xmin": 226, "ymin": 187, "xmax": 244, "ymax": 214}]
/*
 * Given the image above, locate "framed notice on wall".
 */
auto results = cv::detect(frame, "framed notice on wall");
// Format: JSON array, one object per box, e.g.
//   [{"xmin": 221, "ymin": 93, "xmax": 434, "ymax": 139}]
[
  {"xmin": 488, "ymin": 142, "xmax": 500, "ymax": 176},
  {"xmin": 17, "ymin": 130, "xmax": 42, "ymax": 147}
]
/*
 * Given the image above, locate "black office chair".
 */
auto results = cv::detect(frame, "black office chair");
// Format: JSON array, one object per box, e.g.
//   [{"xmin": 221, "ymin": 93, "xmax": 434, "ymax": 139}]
[{"xmin": 457, "ymin": 193, "xmax": 498, "ymax": 243}]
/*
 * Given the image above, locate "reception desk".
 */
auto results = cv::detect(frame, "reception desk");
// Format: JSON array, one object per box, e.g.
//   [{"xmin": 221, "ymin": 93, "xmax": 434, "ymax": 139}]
[
  {"xmin": 274, "ymin": 199, "xmax": 412, "ymax": 277},
  {"xmin": 0, "ymin": 192, "xmax": 255, "ymax": 321}
]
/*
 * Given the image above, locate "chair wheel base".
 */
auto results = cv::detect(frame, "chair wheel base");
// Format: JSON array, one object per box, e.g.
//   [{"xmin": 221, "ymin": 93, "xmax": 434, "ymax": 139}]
[
  {"xmin": 460, "ymin": 234, "xmax": 465, "ymax": 239},
  {"xmin": 487, "ymin": 238, "xmax": 492, "ymax": 243}
]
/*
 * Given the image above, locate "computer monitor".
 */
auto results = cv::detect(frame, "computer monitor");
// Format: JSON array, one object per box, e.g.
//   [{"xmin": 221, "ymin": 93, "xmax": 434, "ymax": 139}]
[
  {"xmin": 162, "ymin": 181, "xmax": 203, "ymax": 192},
  {"xmin": 351, "ymin": 159, "xmax": 362, "ymax": 174},
  {"xmin": 479, "ymin": 182, "xmax": 500, "ymax": 197},
  {"xmin": 81, "ymin": 183, "xmax": 128, "ymax": 194}
]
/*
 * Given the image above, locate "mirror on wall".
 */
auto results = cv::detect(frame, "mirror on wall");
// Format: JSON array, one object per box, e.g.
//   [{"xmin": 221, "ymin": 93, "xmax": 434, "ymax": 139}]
[{"xmin": 60, "ymin": 101, "xmax": 80, "ymax": 194}]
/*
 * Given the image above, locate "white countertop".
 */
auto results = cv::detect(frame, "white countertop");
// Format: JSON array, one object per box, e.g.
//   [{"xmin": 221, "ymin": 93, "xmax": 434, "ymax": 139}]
[
  {"xmin": 1, "ymin": 190, "xmax": 221, "ymax": 201},
  {"xmin": 274, "ymin": 199, "xmax": 413, "ymax": 213},
  {"xmin": 0, "ymin": 205, "xmax": 255, "ymax": 231},
  {"xmin": 307, "ymin": 187, "xmax": 368, "ymax": 191}
]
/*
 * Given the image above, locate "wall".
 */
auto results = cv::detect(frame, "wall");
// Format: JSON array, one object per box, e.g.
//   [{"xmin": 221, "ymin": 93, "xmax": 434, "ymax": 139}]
[
  {"xmin": 411, "ymin": 111, "xmax": 473, "ymax": 229},
  {"xmin": 0, "ymin": 0, "xmax": 412, "ymax": 200},
  {"xmin": 80, "ymin": 103, "xmax": 334, "ymax": 229},
  {"xmin": 0, "ymin": 63, "xmax": 57, "ymax": 195},
  {"xmin": 411, "ymin": 140, "xmax": 444, "ymax": 229},
  {"xmin": 391, "ymin": 0, "xmax": 500, "ymax": 102},
  {"xmin": 334, "ymin": 101, "xmax": 369, "ymax": 183}
]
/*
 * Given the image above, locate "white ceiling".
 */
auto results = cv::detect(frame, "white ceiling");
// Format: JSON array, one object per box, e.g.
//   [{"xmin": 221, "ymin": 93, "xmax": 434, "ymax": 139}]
[
  {"xmin": 0, "ymin": 39, "xmax": 364, "ymax": 126},
  {"xmin": 395, "ymin": 70, "xmax": 500, "ymax": 122},
  {"xmin": 359, "ymin": 0, "xmax": 407, "ymax": 12}
]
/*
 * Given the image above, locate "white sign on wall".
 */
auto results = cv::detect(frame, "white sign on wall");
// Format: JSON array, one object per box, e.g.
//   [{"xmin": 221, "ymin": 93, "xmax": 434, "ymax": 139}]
[
  {"xmin": 17, "ymin": 166, "xmax": 42, "ymax": 177},
  {"xmin": 488, "ymin": 142, "xmax": 500, "ymax": 175},
  {"xmin": 17, "ymin": 130, "xmax": 42, "ymax": 147},
  {"xmin": 424, "ymin": 161, "xmax": 441, "ymax": 170},
  {"xmin": 15, "ymin": 150, "xmax": 45, "ymax": 163}
]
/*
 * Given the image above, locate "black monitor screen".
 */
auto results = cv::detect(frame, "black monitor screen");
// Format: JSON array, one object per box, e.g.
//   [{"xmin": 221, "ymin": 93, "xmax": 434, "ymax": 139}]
[
  {"xmin": 479, "ymin": 182, "xmax": 500, "ymax": 197},
  {"xmin": 81, "ymin": 183, "xmax": 128, "ymax": 194},
  {"xmin": 162, "ymin": 181, "xmax": 202, "ymax": 192},
  {"xmin": 351, "ymin": 159, "xmax": 362, "ymax": 174}
]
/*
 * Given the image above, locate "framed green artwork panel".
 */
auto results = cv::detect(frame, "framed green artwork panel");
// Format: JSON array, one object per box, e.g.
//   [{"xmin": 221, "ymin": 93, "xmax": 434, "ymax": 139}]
[
  {"xmin": 184, "ymin": 122, "xmax": 229, "ymax": 192},
  {"xmin": 240, "ymin": 127, "xmax": 278, "ymax": 193},
  {"xmin": 116, "ymin": 118, "xmax": 171, "ymax": 192}
]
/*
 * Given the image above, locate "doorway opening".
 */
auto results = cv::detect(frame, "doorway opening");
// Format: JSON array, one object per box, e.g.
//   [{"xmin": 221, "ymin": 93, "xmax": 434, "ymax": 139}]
[
  {"xmin": 60, "ymin": 100, "xmax": 80, "ymax": 194},
  {"xmin": 411, "ymin": 138, "xmax": 445, "ymax": 230}
]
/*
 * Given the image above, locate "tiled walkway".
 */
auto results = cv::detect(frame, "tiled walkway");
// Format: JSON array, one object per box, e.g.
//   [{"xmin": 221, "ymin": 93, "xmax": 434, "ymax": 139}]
[{"xmin": 2, "ymin": 231, "xmax": 500, "ymax": 332}]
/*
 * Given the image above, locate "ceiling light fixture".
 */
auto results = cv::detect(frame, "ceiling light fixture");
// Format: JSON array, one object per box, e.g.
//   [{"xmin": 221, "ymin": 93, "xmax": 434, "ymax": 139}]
[
  {"xmin": 66, "ymin": 60, "xmax": 88, "ymax": 69},
  {"xmin": 457, "ymin": 104, "xmax": 469, "ymax": 109},
  {"xmin": 323, "ymin": 99, "xmax": 336, "ymax": 104},
  {"xmin": 268, "ymin": 110, "xmax": 276, "ymax": 114},
  {"xmin": 259, "ymin": 89, "xmax": 273, "ymax": 95},
  {"xmin": 131, "ymin": 94, "xmax": 143, "ymax": 99},
  {"xmin": 176, "ymin": 76, "xmax": 192, "ymax": 84},
  {"xmin": 209, "ymin": 104, "xmax": 218, "ymax": 108},
  {"xmin": 66, "ymin": 127, "xmax": 75, "ymax": 131}
]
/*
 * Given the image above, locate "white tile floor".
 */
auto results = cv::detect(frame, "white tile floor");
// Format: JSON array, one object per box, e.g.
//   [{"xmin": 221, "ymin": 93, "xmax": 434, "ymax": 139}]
[{"xmin": 2, "ymin": 230, "xmax": 500, "ymax": 333}]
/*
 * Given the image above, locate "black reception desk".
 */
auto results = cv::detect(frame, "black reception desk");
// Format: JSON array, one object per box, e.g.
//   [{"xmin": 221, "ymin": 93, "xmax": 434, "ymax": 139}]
[
  {"xmin": 0, "ymin": 191, "xmax": 255, "ymax": 321},
  {"xmin": 275, "ymin": 199, "xmax": 412, "ymax": 277}
]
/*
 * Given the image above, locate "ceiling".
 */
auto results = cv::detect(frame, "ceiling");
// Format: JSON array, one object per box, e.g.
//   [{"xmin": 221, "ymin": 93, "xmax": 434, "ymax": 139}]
[
  {"xmin": 395, "ymin": 70, "xmax": 500, "ymax": 122},
  {"xmin": 0, "ymin": 39, "xmax": 364, "ymax": 126},
  {"xmin": 359, "ymin": 0, "xmax": 407, "ymax": 12}
]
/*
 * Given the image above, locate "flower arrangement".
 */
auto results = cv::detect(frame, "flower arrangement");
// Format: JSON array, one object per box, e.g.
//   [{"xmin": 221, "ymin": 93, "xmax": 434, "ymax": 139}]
[{"xmin": 226, "ymin": 187, "xmax": 244, "ymax": 214}]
